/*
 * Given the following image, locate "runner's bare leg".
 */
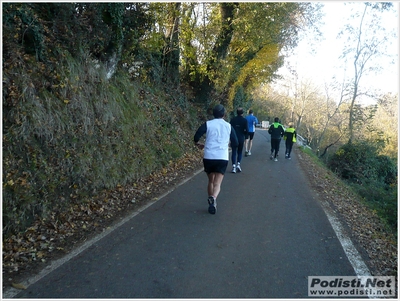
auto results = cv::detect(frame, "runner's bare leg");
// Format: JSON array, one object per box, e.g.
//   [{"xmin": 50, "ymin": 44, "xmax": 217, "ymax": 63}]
[{"xmin": 207, "ymin": 172, "xmax": 224, "ymax": 199}]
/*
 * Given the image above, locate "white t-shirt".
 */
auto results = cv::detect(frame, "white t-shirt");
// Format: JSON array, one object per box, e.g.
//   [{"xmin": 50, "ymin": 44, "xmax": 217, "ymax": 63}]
[{"xmin": 204, "ymin": 118, "xmax": 231, "ymax": 160}]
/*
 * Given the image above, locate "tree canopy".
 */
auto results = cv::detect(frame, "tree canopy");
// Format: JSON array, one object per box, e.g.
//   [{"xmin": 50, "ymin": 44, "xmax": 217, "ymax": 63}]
[{"xmin": 3, "ymin": 2, "xmax": 321, "ymax": 110}]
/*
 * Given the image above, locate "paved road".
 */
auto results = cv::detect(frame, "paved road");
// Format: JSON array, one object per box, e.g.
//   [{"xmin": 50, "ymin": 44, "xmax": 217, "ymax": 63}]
[{"xmin": 13, "ymin": 129, "xmax": 357, "ymax": 298}]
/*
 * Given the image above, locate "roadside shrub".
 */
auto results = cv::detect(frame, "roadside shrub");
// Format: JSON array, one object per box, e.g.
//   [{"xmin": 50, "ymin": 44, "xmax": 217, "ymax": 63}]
[
  {"xmin": 351, "ymin": 181, "xmax": 397, "ymax": 231},
  {"xmin": 327, "ymin": 141, "xmax": 397, "ymax": 233},
  {"xmin": 327, "ymin": 141, "xmax": 397, "ymax": 185}
]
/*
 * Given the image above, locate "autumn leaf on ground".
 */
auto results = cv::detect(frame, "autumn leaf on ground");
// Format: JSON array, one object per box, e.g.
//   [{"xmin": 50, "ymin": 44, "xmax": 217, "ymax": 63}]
[{"xmin": 12, "ymin": 282, "xmax": 27, "ymax": 290}]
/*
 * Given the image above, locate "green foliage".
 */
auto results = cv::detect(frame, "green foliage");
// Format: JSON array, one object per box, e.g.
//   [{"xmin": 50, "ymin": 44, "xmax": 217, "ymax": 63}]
[
  {"xmin": 232, "ymin": 86, "xmax": 247, "ymax": 109},
  {"xmin": 327, "ymin": 141, "xmax": 397, "ymax": 231},
  {"xmin": 327, "ymin": 141, "xmax": 396, "ymax": 184},
  {"xmin": 179, "ymin": 2, "xmax": 320, "ymax": 105},
  {"xmin": 2, "ymin": 3, "xmax": 48, "ymax": 61},
  {"xmin": 350, "ymin": 181, "xmax": 397, "ymax": 230}
]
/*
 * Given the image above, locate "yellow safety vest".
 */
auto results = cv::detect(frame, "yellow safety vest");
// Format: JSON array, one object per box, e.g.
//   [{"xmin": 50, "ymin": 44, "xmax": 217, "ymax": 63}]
[{"xmin": 285, "ymin": 127, "xmax": 296, "ymax": 142}]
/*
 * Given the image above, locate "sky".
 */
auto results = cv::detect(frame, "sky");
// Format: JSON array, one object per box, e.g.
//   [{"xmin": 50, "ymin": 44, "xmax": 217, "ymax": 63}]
[{"xmin": 275, "ymin": 2, "xmax": 399, "ymax": 104}]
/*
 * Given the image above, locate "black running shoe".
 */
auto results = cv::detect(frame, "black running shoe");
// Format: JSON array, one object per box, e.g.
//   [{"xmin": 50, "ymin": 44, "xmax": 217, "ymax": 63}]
[{"xmin": 208, "ymin": 196, "xmax": 216, "ymax": 214}]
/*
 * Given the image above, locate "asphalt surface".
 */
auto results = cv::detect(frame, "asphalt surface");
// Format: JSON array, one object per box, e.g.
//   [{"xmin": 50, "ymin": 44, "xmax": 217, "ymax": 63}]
[{"xmin": 13, "ymin": 129, "xmax": 357, "ymax": 298}]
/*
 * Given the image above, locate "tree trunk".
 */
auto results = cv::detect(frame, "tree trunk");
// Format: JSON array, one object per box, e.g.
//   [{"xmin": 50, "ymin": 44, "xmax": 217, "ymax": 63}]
[
  {"xmin": 348, "ymin": 5, "xmax": 368, "ymax": 144},
  {"xmin": 195, "ymin": 3, "xmax": 238, "ymax": 104},
  {"xmin": 163, "ymin": 2, "xmax": 181, "ymax": 88}
]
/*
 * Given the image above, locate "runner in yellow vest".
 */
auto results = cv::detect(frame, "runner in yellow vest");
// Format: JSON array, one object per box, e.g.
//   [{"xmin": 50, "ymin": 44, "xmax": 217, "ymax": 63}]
[{"xmin": 284, "ymin": 122, "xmax": 297, "ymax": 159}]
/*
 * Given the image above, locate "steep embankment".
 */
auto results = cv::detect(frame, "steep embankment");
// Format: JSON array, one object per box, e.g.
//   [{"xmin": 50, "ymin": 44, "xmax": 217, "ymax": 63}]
[{"xmin": 3, "ymin": 51, "xmax": 202, "ymax": 235}]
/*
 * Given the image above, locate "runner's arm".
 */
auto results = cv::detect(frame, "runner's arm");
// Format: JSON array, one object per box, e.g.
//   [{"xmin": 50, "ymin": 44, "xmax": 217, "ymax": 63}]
[
  {"xmin": 194, "ymin": 123, "xmax": 207, "ymax": 144},
  {"xmin": 230, "ymin": 125, "xmax": 239, "ymax": 148}
]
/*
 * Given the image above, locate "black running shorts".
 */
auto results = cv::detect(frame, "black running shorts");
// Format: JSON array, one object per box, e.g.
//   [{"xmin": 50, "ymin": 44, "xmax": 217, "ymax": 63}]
[
  {"xmin": 245, "ymin": 132, "xmax": 255, "ymax": 140},
  {"xmin": 203, "ymin": 159, "xmax": 228, "ymax": 175}
]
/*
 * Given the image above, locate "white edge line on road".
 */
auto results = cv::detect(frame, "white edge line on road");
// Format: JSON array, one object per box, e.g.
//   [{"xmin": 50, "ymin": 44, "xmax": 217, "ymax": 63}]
[
  {"xmin": 318, "ymin": 198, "xmax": 382, "ymax": 299},
  {"xmin": 319, "ymin": 198, "xmax": 371, "ymax": 276},
  {"xmin": 297, "ymin": 152, "xmax": 378, "ymax": 299},
  {"xmin": 2, "ymin": 168, "xmax": 204, "ymax": 299}
]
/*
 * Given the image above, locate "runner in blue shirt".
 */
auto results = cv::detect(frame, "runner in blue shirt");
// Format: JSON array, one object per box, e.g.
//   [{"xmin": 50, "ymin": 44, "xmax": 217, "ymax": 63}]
[{"xmin": 245, "ymin": 109, "xmax": 258, "ymax": 156}]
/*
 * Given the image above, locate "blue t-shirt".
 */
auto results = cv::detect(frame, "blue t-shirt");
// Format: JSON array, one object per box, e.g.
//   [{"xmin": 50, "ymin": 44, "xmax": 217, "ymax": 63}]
[{"xmin": 245, "ymin": 114, "xmax": 258, "ymax": 133}]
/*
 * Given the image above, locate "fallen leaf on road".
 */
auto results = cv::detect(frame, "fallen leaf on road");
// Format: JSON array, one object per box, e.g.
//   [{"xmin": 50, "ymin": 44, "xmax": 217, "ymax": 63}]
[{"xmin": 12, "ymin": 282, "xmax": 27, "ymax": 290}]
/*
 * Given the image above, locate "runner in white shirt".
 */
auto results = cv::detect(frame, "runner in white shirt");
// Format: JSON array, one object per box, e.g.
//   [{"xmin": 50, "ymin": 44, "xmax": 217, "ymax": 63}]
[{"xmin": 194, "ymin": 104, "xmax": 238, "ymax": 214}]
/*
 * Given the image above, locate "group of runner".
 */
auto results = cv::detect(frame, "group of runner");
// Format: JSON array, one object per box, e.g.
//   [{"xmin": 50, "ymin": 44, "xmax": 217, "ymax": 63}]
[
  {"xmin": 228, "ymin": 107, "xmax": 258, "ymax": 174},
  {"xmin": 194, "ymin": 104, "xmax": 297, "ymax": 214},
  {"xmin": 268, "ymin": 117, "xmax": 297, "ymax": 161}
]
